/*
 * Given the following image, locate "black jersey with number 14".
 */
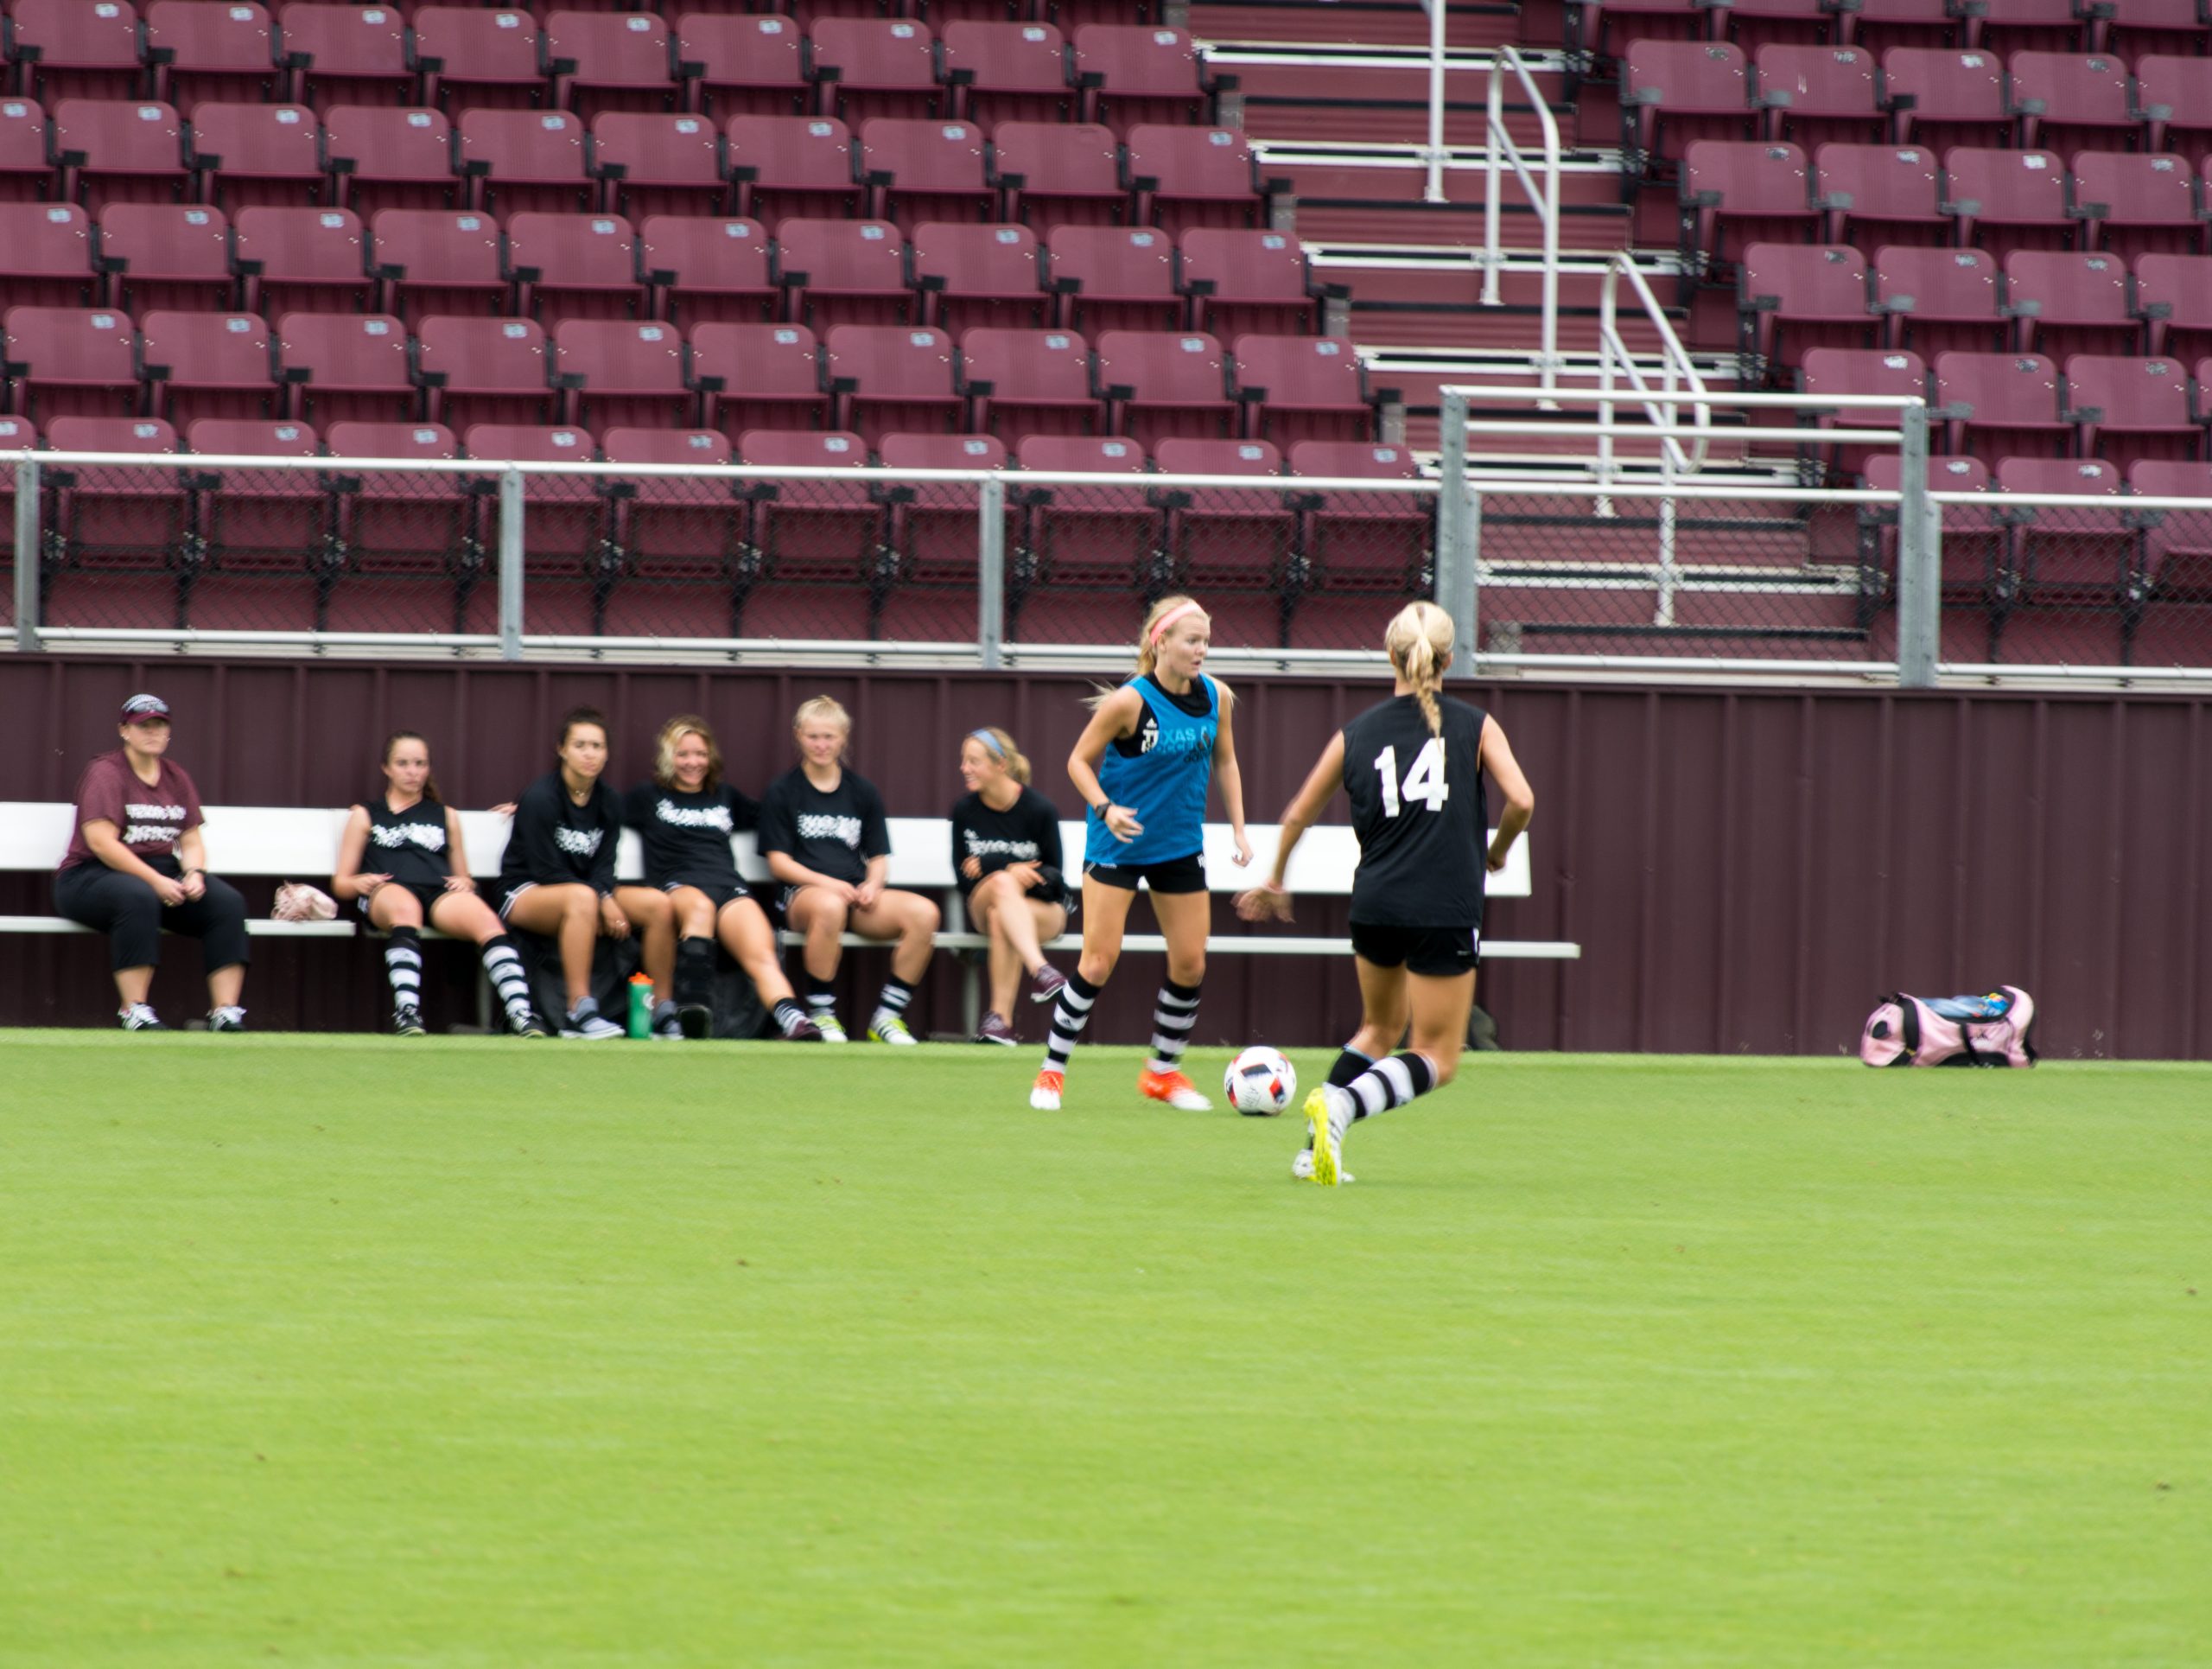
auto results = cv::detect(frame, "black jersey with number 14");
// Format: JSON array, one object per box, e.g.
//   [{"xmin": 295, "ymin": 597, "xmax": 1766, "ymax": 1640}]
[{"xmin": 1340, "ymin": 693, "xmax": 1490, "ymax": 928}]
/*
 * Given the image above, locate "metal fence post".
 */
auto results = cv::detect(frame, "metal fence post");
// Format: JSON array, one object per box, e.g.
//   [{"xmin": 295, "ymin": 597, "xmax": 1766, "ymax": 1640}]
[
  {"xmin": 12, "ymin": 454, "xmax": 37, "ymax": 653},
  {"xmin": 498, "ymin": 466, "xmax": 524, "ymax": 661},
  {"xmin": 1895, "ymin": 405, "xmax": 1938, "ymax": 689},
  {"xmin": 1436, "ymin": 387, "xmax": 1478, "ymax": 677},
  {"xmin": 978, "ymin": 475, "xmax": 1005, "ymax": 670}
]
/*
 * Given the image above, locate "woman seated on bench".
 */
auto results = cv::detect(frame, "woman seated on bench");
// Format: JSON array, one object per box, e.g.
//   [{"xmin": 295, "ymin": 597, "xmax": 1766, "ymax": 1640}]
[
  {"xmin": 951, "ymin": 726, "xmax": 1070, "ymax": 1046},
  {"xmin": 331, "ymin": 730, "xmax": 548, "ymax": 1039},
  {"xmin": 53, "ymin": 692, "xmax": 251, "ymax": 1032},
  {"xmin": 496, "ymin": 706, "xmax": 677, "ymax": 1042},
  {"xmin": 757, "ymin": 696, "xmax": 940, "ymax": 1046}
]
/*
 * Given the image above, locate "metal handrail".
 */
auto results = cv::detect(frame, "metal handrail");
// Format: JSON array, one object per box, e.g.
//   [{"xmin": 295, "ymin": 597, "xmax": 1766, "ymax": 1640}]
[
  {"xmin": 1476, "ymin": 45, "xmax": 1562, "ymax": 394},
  {"xmin": 1597, "ymin": 252, "xmax": 1713, "ymax": 481}
]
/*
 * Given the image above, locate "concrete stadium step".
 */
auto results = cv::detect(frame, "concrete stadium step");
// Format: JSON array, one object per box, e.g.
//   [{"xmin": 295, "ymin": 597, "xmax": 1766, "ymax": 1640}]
[
  {"xmin": 1351, "ymin": 302, "xmax": 1683, "ymax": 353},
  {"xmin": 1268, "ymin": 156, "xmax": 1623, "ymax": 206},
  {"xmin": 1190, "ymin": 0, "xmax": 1525, "ymax": 48},
  {"xmin": 1211, "ymin": 48, "xmax": 1571, "ymax": 147},
  {"xmin": 1289, "ymin": 194, "xmax": 1632, "ymax": 247}
]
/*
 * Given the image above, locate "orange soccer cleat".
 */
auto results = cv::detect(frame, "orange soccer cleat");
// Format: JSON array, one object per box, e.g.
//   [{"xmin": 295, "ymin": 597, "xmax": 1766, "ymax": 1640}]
[{"xmin": 1137, "ymin": 1067, "xmax": 1211, "ymax": 1112}]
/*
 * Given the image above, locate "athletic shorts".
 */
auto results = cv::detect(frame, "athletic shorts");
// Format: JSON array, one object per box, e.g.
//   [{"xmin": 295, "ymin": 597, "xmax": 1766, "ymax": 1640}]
[
  {"xmin": 1351, "ymin": 920, "xmax": 1482, "ymax": 978},
  {"xmin": 665, "ymin": 880, "xmax": 751, "ymax": 914},
  {"xmin": 358, "ymin": 880, "xmax": 445, "ymax": 920},
  {"xmin": 1083, "ymin": 852, "xmax": 1207, "ymax": 895},
  {"xmin": 496, "ymin": 882, "xmax": 537, "ymax": 920}
]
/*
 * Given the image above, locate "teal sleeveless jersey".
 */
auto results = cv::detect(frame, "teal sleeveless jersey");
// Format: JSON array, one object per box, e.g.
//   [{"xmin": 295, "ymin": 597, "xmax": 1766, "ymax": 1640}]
[{"xmin": 1087, "ymin": 674, "xmax": 1217, "ymax": 867}]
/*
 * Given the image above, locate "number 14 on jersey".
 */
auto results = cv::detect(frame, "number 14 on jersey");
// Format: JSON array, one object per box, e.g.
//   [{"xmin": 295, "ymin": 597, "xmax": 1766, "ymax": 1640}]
[{"xmin": 1374, "ymin": 739, "xmax": 1448, "ymax": 817}]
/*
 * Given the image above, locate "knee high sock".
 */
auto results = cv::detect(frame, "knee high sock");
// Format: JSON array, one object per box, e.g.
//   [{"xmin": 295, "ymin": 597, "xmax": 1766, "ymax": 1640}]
[
  {"xmin": 385, "ymin": 925, "xmax": 423, "ymax": 1013},
  {"xmin": 875, "ymin": 974, "xmax": 915, "ymax": 1019},
  {"xmin": 1341, "ymin": 1051, "xmax": 1438, "ymax": 1123},
  {"xmin": 1147, "ymin": 978, "xmax": 1202, "ymax": 1076},
  {"xmin": 804, "ymin": 972, "xmax": 838, "ymax": 1018},
  {"xmin": 481, "ymin": 933, "xmax": 533, "ymax": 1019},
  {"xmin": 1040, "ymin": 971, "xmax": 1101, "ymax": 1073},
  {"xmin": 676, "ymin": 935, "xmax": 715, "ymax": 1009},
  {"xmin": 1327, "ymin": 1046, "xmax": 1375, "ymax": 1089}
]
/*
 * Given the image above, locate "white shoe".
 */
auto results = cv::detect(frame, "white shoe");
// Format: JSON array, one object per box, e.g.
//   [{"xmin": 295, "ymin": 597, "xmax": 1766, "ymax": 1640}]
[
  {"xmin": 1030, "ymin": 1067, "xmax": 1063, "ymax": 1112},
  {"xmin": 868, "ymin": 1009, "xmax": 918, "ymax": 1046},
  {"xmin": 1303, "ymin": 1086, "xmax": 1350, "ymax": 1187},
  {"xmin": 1291, "ymin": 1149, "xmax": 1353, "ymax": 1184},
  {"xmin": 559, "ymin": 998, "xmax": 625, "ymax": 1041},
  {"xmin": 813, "ymin": 1012, "xmax": 849, "ymax": 1044}
]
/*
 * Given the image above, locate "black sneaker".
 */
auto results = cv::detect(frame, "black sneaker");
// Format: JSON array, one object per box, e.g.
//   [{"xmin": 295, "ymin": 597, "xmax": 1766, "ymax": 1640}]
[
  {"xmin": 208, "ymin": 1005, "xmax": 247, "ymax": 1033},
  {"xmin": 976, "ymin": 1010, "xmax": 1020, "ymax": 1047},
  {"xmin": 118, "ymin": 1003, "xmax": 165, "ymax": 1031},
  {"xmin": 507, "ymin": 1008, "xmax": 550, "ymax": 1039},
  {"xmin": 677, "ymin": 1003, "xmax": 712, "ymax": 1040},
  {"xmin": 391, "ymin": 1006, "xmax": 427, "ymax": 1037}
]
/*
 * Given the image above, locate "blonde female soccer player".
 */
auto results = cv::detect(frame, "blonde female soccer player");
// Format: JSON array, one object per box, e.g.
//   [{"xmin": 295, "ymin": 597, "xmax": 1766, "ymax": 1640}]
[
  {"xmin": 1030, "ymin": 595, "xmax": 1251, "ymax": 1112},
  {"xmin": 1236, "ymin": 601, "xmax": 1534, "ymax": 1185},
  {"xmin": 950, "ymin": 726, "xmax": 1070, "ymax": 1045}
]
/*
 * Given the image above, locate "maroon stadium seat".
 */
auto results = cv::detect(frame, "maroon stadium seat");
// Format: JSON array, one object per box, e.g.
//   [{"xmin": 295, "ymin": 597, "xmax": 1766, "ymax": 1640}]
[
  {"xmin": 415, "ymin": 315, "xmax": 555, "ymax": 429},
  {"xmin": 824, "ymin": 322, "xmax": 960, "ymax": 443},
  {"xmin": 368, "ymin": 208, "xmax": 505, "ymax": 319},
  {"xmin": 1621, "ymin": 41, "xmax": 1755, "ymax": 181},
  {"xmin": 1932, "ymin": 350, "xmax": 2068, "ymax": 459},
  {"xmin": 322, "ymin": 105, "xmax": 457, "ymax": 218},
  {"xmin": 1287, "ymin": 439, "xmax": 1432, "ymax": 611},
  {"xmin": 1178, "ymin": 228, "xmax": 1320, "ymax": 339},
  {"xmin": 2126, "ymin": 459, "xmax": 2212, "ymax": 627},
  {"xmin": 2071, "ymin": 153, "xmax": 2201, "ymax": 265},
  {"xmin": 960, "ymin": 326, "xmax": 1099, "ymax": 437},
  {"xmin": 0, "ymin": 203, "xmax": 99, "ymax": 309},
  {"xmin": 1939, "ymin": 146, "xmax": 2075, "ymax": 252},
  {"xmin": 723, "ymin": 114, "xmax": 860, "ymax": 224},
  {"xmin": 96, "ymin": 203, "xmax": 233, "ymax": 311},
  {"xmin": 506, "ymin": 211, "xmax": 641, "ymax": 324},
  {"xmin": 0, "ymin": 416, "xmax": 29, "ymax": 569},
  {"xmin": 1870, "ymin": 243, "xmax": 2004, "ymax": 354},
  {"xmin": 181, "ymin": 416, "xmax": 331, "ymax": 631},
  {"xmin": 597, "ymin": 424, "xmax": 741, "ymax": 638},
  {"xmin": 807, "ymin": 17, "xmax": 943, "ymax": 124},
  {"xmin": 553, "ymin": 317, "xmax": 690, "ymax": 430},
  {"xmin": 990, "ymin": 121, "xmax": 1124, "ymax": 229},
  {"xmin": 2004, "ymin": 51, "xmax": 2140, "ymax": 156},
  {"xmin": 1972, "ymin": 0, "xmax": 2086, "ymax": 55},
  {"xmin": 56, "ymin": 99, "xmax": 189, "ymax": 216},
  {"xmin": 2060, "ymin": 354, "xmax": 2199, "ymax": 468},
  {"xmin": 5, "ymin": 305, "xmax": 141, "ymax": 421},
  {"xmin": 545, "ymin": 10, "xmax": 677, "ymax": 123},
  {"xmin": 1588, "ymin": 0, "xmax": 1713, "ymax": 57},
  {"xmin": 1008, "ymin": 433, "xmax": 1160, "ymax": 631},
  {"xmin": 1715, "ymin": 0, "xmax": 1836, "ymax": 51},
  {"xmin": 42, "ymin": 415, "xmax": 191, "ymax": 625},
  {"xmin": 774, "ymin": 217, "xmax": 912, "ymax": 328},
  {"xmin": 1795, "ymin": 345, "xmax": 1928, "ymax": 479},
  {"xmin": 462, "ymin": 422, "xmax": 609, "ymax": 630},
  {"xmin": 1992, "ymin": 455, "xmax": 2131, "ymax": 634},
  {"xmin": 1071, "ymin": 25, "xmax": 1209, "ymax": 132},
  {"xmin": 877, "ymin": 431, "xmax": 1008, "ymax": 608},
  {"xmin": 588, "ymin": 112, "xmax": 726, "ymax": 220},
  {"xmin": 323, "ymin": 418, "xmax": 476, "ymax": 636},
  {"xmin": 139, "ymin": 309, "xmax": 280, "ymax": 426},
  {"xmin": 458, "ymin": 108, "xmax": 593, "ymax": 218},
  {"xmin": 1811, "ymin": 142, "xmax": 1944, "ymax": 248},
  {"xmin": 1096, "ymin": 328, "xmax": 1231, "ymax": 446},
  {"xmin": 1680, "ymin": 141, "xmax": 1817, "ymax": 274},
  {"xmin": 276, "ymin": 310, "xmax": 414, "ymax": 425},
  {"xmin": 188, "ymin": 102, "xmax": 324, "ymax": 211},
  {"xmin": 2133, "ymin": 253, "xmax": 2212, "ymax": 361},
  {"xmin": 410, "ymin": 7, "xmax": 543, "ymax": 116},
  {"xmin": 1232, "ymin": 333, "xmax": 1375, "ymax": 446},
  {"xmin": 1857, "ymin": 449, "xmax": 2005, "ymax": 652},
  {"xmin": 910, "ymin": 221, "xmax": 1046, "ymax": 334},
  {"xmin": 1878, "ymin": 48, "xmax": 2009, "ymax": 151},
  {"xmin": 1126, "ymin": 124, "xmax": 1266, "ymax": 234},
  {"xmin": 144, "ymin": 2, "xmax": 280, "ymax": 115},
  {"xmin": 0, "ymin": 98, "xmax": 53, "ymax": 203},
  {"xmin": 638, "ymin": 214, "xmax": 772, "ymax": 325},
  {"xmin": 860, "ymin": 118, "xmax": 992, "ymax": 231},
  {"xmin": 1046, "ymin": 224, "xmax": 1179, "ymax": 333},
  {"xmin": 2133, "ymin": 56, "xmax": 2212, "ymax": 168},
  {"xmin": 278, "ymin": 3, "xmax": 413, "ymax": 110},
  {"xmin": 2001, "ymin": 250, "xmax": 2137, "ymax": 357},
  {"xmin": 1833, "ymin": 0, "xmax": 1956, "ymax": 54},
  {"xmin": 234, "ymin": 205, "xmax": 372, "ymax": 315},
  {"xmin": 942, "ymin": 21, "xmax": 1071, "ymax": 130},
  {"xmin": 1738, "ymin": 242, "xmax": 1873, "ymax": 370},
  {"xmin": 736, "ymin": 427, "xmax": 884, "ymax": 621},
  {"xmin": 673, "ymin": 11, "xmax": 808, "ymax": 122},
  {"xmin": 2097, "ymin": 0, "xmax": 2204, "ymax": 58},
  {"xmin": 1152, "ymin": 436, "xmax": 1293, "ymax": 632},
  {"xmin": 689, "ymin": 321, "xmax": 826, "ymax": 438},
  {"xmin": 10, "ymin": 0, "xmax": 145, "ymax": 105},
  {"xmin": 1752, "ymin": 44, "xmax": 1883, "ymax": 149}
]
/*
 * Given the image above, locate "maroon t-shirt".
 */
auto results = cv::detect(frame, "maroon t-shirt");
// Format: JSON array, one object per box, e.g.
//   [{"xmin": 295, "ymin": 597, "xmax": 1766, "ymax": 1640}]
[{"xmin": 58, "ymin": 752, "xmax": 205, "ymax": 874}]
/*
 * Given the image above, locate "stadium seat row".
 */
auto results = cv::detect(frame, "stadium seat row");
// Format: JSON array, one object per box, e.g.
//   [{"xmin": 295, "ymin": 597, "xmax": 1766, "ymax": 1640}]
[
  {"xmin": 0, "ymin": 206, "xmax": 1323, "ymax": 337},
  {"xmin": 1623, "ymin": 41, "xmax": 2212, "ymax": 173},
  {"xmin": 1581, "ymin": 0, "xmax": 2209, "ymax": 61},
  {"xmin": 2, "ymin": 3, "xmax": 1218, "ymax": 130},
  {"xmin": 0, "ymin": 309, "xmax": 1391, "ymax": 449},
  {"xmin": 0, "ymin": 98, "xmax": 1272, "ymax": 231}
]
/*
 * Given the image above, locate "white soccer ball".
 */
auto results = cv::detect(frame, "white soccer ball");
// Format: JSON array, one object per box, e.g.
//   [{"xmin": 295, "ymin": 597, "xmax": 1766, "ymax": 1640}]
[{"xmin": 1224, "ymin": 1045, "xmax": 1297, "ymax": 1117}]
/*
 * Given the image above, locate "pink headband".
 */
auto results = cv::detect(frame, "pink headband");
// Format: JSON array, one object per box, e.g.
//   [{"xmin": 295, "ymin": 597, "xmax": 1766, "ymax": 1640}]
[{"xmin": 1150, "ymin": 601, "xmax": 1203, "ymax": 644}]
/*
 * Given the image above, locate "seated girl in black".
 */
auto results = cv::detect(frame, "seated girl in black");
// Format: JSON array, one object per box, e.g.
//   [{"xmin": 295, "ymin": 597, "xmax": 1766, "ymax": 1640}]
[
  {"xmin": 621, "ymin": 714, "xmax": 820, "ymax": 1042},
  {"xmin": 950, "ymin": 726, "xmax": 1071, "ymax": 1046}
]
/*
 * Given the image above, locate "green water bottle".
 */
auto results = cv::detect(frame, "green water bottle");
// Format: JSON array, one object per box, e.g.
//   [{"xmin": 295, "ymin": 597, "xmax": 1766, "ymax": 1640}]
[{"xmin": 626, "ymin": 972, "xmax": 654, "ymax": 1039}]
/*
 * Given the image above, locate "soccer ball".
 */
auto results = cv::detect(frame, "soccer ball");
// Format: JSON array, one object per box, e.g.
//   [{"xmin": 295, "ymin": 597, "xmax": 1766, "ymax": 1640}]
[{"xmin": 1224, "ymin": 1046, "xmax": 1297, "ymax": 1117}]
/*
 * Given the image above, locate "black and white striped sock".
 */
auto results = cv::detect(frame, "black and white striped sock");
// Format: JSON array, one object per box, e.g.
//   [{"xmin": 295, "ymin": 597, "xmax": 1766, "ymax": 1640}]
[
  {"xmin": 385, "ymin": 926, "xmax": 423, "ymax": 1013},
  {"xmin": 1344, "ymin": 1051, "xmax": 1438, "ymax": 1122},
  {"xmin": 875, "ymin": 974, "xmax": 915, "ymax": 1016},
  {"xmin": 1146, "ymin": 979, "xmax": 1201, "ymax": 1075},
  {"xmin": 1326, "ymin": 1045, "xmax": 1375, "ymax": 1088},
  {"xmin": 1041, "ymin": 970, "xmax": 1101, "ymax": 1073},
  {"xmin": 481, "ymin": 933, "xmax": 532, "ymax": 1019},
  {"xmin": 805, "ymin": 972, "xmax": 838, "ymax": 1018}
]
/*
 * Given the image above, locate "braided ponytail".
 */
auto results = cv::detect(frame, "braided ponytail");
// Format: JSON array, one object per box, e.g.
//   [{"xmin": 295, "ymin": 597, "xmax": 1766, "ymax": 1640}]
[{"xmin": 1384, "ymin": 602, "xmax": 1453, "ymax": 736}]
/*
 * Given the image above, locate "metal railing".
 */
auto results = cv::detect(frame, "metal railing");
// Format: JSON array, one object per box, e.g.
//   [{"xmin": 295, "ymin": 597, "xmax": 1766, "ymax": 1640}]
[{"xmin": 1476, "ymin": 45, "xmax": 1563, "ymax": 397}]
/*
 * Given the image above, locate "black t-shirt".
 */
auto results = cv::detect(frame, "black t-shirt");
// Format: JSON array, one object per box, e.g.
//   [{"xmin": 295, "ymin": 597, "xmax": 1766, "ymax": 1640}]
[
  {"xmin": 364, "ymin": 793, "xmax": 453, "ymax": 889},
  {"xmin": 498, "ymin": 770, "xmax": 620, "ymax": 897},
  {"xmin": 755, "ymin": 766, "xmax": 891, "ymax": 888},
  {"xmin": 950, "ymin": 786, "xmax": 1067, "ymax": 906},
  {"xmin": 1340, "ymin": 693, "xmax": 1490, "ymax": 928},
  {"xmin": 622, "ymin": 780, "xmax": 758, "ymax": 891}
]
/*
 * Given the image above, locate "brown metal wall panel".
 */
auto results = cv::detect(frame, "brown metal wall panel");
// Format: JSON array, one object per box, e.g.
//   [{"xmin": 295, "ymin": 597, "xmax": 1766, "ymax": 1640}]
[{"xmin": 7, "ymin": 657, "xmax": 2212, "ymax": 1056}]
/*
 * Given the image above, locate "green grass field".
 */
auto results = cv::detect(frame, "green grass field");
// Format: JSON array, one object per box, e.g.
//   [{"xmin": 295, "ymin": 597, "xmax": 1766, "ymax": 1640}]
[{"xmin": 3, "ymin": 1035, "xmax": 2209, "ymax": 1667}]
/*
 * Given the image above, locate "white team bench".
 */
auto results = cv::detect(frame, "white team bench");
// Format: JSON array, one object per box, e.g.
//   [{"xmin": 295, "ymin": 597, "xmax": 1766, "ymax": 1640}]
[{"xmin": 0, "ymin": 804, "xmax": 1580, "ymax": 969}]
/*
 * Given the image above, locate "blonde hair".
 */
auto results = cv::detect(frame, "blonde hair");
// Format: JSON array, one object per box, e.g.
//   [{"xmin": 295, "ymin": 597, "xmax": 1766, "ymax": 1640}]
[
  {"xmin": 1385, "ymin": 601, "xmax": 1454, "ymax": 736},
  {"xmin": 965, "ymin": 726, "xmax": 1032, "ymax": 785},
  {"xmin": 792, "ymin": 696, "xmax": 852, "ymax": 737},
  {"xmin": 653, "ymin": 714, "xmax": 722, "ymax": 791},
  {"xmin": 1135, "ymin": 594, "xmax": 1208, "ymax": 679}
]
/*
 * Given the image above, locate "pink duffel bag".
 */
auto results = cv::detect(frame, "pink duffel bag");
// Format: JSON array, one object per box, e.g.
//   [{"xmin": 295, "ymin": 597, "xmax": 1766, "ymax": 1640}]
[{"xmin": 1861, "ymin": 987, "xmax": 2037, "ymax": 1067}]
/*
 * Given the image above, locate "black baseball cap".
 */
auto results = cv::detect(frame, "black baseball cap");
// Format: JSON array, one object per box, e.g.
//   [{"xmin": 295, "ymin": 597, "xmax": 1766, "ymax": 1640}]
[{"xmin": 119, "ymin": 693, "xmax": 171, "ymax": 724}]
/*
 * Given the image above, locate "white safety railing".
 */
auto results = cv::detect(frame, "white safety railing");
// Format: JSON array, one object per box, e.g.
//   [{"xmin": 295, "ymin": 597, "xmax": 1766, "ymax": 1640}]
[{"xmin": 1475, "ymin": 45, "xmax": 1563, "ymax": 396}]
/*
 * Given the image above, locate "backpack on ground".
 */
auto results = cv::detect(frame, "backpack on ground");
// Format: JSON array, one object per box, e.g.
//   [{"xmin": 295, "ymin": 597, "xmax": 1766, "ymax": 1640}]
[{"xmin": 1861, "ymin": 987, "xmax": 2037, "ymax": 1067}]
